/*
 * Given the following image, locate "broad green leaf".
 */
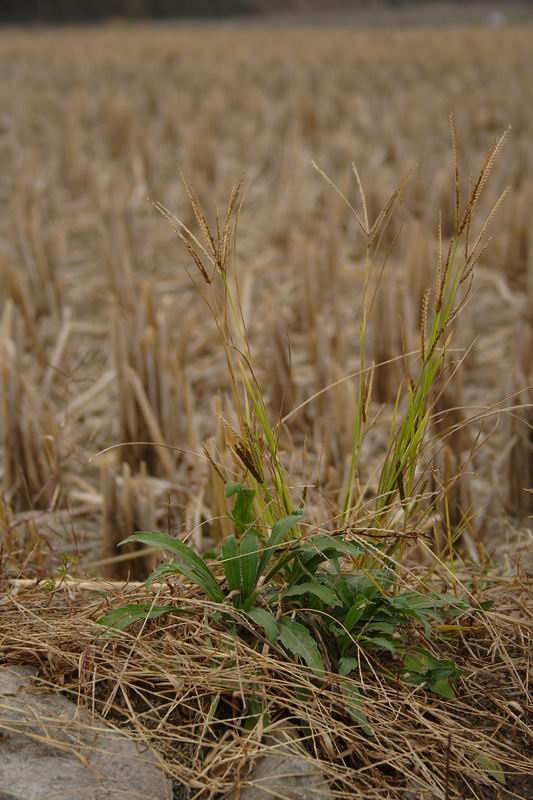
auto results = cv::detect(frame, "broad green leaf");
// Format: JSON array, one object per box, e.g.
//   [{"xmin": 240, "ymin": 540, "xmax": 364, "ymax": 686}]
[
  {"xmin": 122, "ymin": 531, "xmax": 224, "ymax": 602},
  {"xmin": 221, "ymin": 534, "xmax": 240, "ymax": 593},
  {"xmin": 225, "ymin": 482, "xmax": 256, "ymax": 535},
  {"xmin": 300, "ymin": 535, "xmax": 363, "ymax": 575},
  {"xmin": 432, "ymin": 592, "xmax": 470, "ymax": 615},
  {"xmin": 225, "ymin": 481, "xmax": 249, "ymax": 498},
  {"xmin": 402, "ymin": 672, "xmax": 426, "ymax": 687},
  {"xmin": 121, "ymin": 531, "xmax": 211, "ymax": 578},
  {"xmin": 394, "ymin": 605, "xmax": 435, "ymax": 636},
  {"xmin": 283, "ymin": 581, "xmax": 340, "ymax": 606},
  {"xmin": 334, "ymin": 578, "xmax": 356, "ymax": 607},
  {"xmin": 149, "ymin": 560, "xmax": 224, "ymax": 602},
  {"xmin": 403, "ymin": 648, "xmax": 437, "ymax": 675},
  {"xmin": 340, "ymin": 680, "xmax": 372, "ymax": 736},
  {"xmin": 361, "ymin": 635, "xmax": 399, "ymax": 656},
  {"xmin": 278, "ymin": 616, "xmax": 324, "ymax": 675},
  {"xmin": 473, "ymin": 755, "xmax": 506, "ymax": 786},
  {"xmin": 337, "ymin": 573, "xmax": 390, "ymax": 603},
  {"xmin": 246, "ymin": 607, "xmax": 279, "ymax": 645},
  {"xmin": 390, "ymin": 591, "xmax": 469, "ymax": 617},
  {"xmin": 344, "ymin": 598, "xmax": 369, "ymax": 631},
  {"xmin": 429, "ymin": 669, "xmax": 460, "ymax": 684},
  {"xmin": 96, "ymin": 604, "xmax": 181, "ymax": 632},
  {"xmin": 403, "ymin": 648, "xmax": 460, "ymax": 677},
  {"xmin": 364, "ymin": 621, "xmax": 396, "ymax": 636},
  {"xmin": 258, "ymin": 509, "xmax": 304, "ymax": 575},
  {"xmin": 338, "ymin": 657, "xmax": 359, "ymax": 677},
  {"xmin": 307, "ymin": 534, "xmax": 363, "ymax": 558},
  {"xmin": 240, "ymin": 531, "xmax": 260, "ymax": 600},
  {"xmin": 430, "ymin": 676, "xmax": 455, "ymax": 699}
]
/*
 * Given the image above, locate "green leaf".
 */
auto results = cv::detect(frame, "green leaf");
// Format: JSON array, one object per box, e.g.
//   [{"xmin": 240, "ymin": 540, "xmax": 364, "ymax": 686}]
[
  {"xmin": 364, "ymin": 621, "xmax": 397, "ymax": 636},
  {"xmin": 429, "ymin": 676, "xmax": 456, "ymax": 699},
  {"xmin": 473, "ymin": 754, "xmax": 506, "ymax": 786},
  {"xmin": 122, "ymin": 531, "xmax": 211, "ymax": 579},
  {"xmin": 361, "ymin": 635, "xmax": 399, "ymax": 656},
  {"xmin": 122, "ymin": 531, "xmax": 224, "ymax": 602},
  {"xmin": 338, "ymin": 657, "xmax": 359, "ymax": 677},
  {"xmin": 344, "ymin": 598, "xmax": 369, "ymax": 631},
  {"xmin": 403, "ymin": 648, "xmax": 460, "ymax": 677},
  {"xmin": 340, "ymin": 680, "xmax": 372, "ymax": 736},
  {"xmin": 283, "ymin": 581, "xmax": 340, "ymax": 606},
  {"xmin": 240, "ymin": 531, "xmax": 260, "ymax": 600},
  {"xmin": 403, "ymin": 648, "xmax": 437, "ymax": 675},
  {"xmin": 258, "ymin": 509, "xmax": 304, "ymax": 575},
  {"xmin": 402, "ymin": 672, "xmax": 426, "ymax": 687},
  {"xmin": 401, "ymin": 648, "xmax": 463, "ymax": 697},
  {"xmin": 247, "ymin": 607, "xmax": 279, "ymax": 645},
  {"xmin": 478, "ymin": 599, "xmax": 495, "ymax": 611},
  {"xmin": 221, "ymin": 534, "xmax": 241, "ymax": 593},
  {"xmin": 300, "ymin": 535, "xmax": 363, "ymax": 576},
  {"xmin": 335, "ymin": 573, "xmax": 389, "ymax": 603},
  {"xmin": 307, "ymin": 534, "xmax": 363, "ymax": 558},
  {"xmin": 145, "ymin": 563, "xmax": 183, "ymax": 586},
  {"xmin": 278, "ymin": 616, "xmax": 324, "ymax": 675},
  {"xmin": 96, "ymin": 604, "xmax": 181, "ymax": 632},
  {"xmin": 148, "ymin": 560, "xmax": 225, "ymax": 602},
  {"xmin": 225, "ymin": 481, "xmax": 249, "ymax": 498},
  {"xmin": 225, "ymin": 483, "xmax": 256, "ymax": 535},
  {"xmin": 262, "ymin": 549, "xmax": 300, "ymax": 584},
  {"xmin": 390, "ymin": 591, "xmax": 469, "ymax": 618}
]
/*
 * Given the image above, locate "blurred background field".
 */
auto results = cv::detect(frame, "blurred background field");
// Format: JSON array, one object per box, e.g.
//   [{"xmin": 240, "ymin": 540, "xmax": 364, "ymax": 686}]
[{"xmin": 0, "ymin": 4, "xmax": 532, "ymax": 580}]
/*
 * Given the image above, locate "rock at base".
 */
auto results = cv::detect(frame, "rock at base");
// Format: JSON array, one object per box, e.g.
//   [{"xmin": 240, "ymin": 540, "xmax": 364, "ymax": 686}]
[
  {"xmin": 230, "ymin": 722, "xmax": 332, "ymax": 800},
  {"xmin": 0, "ymin": 665, "xmax": 173, "ymax": 800}
]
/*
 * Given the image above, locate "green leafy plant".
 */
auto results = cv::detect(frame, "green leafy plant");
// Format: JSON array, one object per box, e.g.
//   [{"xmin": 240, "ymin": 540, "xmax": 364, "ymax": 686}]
[
  {"xmin": 400, "ymin": 647, "xmax": 464, "ymax": 699},
  {"xmin": 98, "ymin": 481, "xmax": 475, "ymax": 729}
]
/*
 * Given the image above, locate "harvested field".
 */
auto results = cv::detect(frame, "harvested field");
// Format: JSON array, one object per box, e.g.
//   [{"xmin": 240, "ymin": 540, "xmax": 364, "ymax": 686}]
[
  {"xmin": 1, "ymin": 23, "xmax": 531, "ymax": 574},
  {"xmin": 1, "ymin": 18, "xmax": 533, "ymax": 800}
]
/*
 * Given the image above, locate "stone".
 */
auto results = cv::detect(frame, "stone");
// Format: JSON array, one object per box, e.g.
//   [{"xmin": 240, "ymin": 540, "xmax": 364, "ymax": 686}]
[
  {"xmin": 0, "ymin": 665, "xmax": 173, "ymax": 800},
  {"xmin": 231, "ymin": 722, "xmax": 332, "ymax": 800}
]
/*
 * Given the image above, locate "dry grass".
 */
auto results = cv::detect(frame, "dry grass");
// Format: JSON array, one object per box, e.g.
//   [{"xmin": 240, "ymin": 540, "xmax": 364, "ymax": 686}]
[{"xmin": 2, "ymin": 555, "xmax": 533, "ymax": 799}]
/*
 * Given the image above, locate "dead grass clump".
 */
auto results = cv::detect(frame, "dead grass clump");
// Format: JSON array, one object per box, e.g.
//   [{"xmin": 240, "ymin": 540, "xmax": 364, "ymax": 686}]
[
  {"xmin": 0, "ymin": 302, "xmax": 62, "ymax": 512},
  {"xmin": 100, "ymin": 463, "xmax": 159, "ymax": 580},
  {"xmin": 1, "ymin": 571, "xmax": 532, "ymax": 799},
  {"xmin": 110, "ymin": 286, "xmax": 197, "ymax": 480},
  {"xmin": 505, "ymin": 380, "xmax": 533, "ymax": 517}
]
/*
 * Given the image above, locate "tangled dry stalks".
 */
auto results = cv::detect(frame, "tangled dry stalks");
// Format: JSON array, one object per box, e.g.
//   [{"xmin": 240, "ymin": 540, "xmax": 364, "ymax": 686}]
[{"xmin": 2, "ymin": 552, "xmax": 533, "ymax": 799}]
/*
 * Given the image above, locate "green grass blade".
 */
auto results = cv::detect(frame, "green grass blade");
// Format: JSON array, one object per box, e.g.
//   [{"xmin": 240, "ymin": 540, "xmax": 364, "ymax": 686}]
[
  {"xmin": 240, "ymin": 531, "xmax": 260, "ymax": 600},
  {"xmin": 221, "ymin": 534, "xmax": 241, "ymax": 593}
]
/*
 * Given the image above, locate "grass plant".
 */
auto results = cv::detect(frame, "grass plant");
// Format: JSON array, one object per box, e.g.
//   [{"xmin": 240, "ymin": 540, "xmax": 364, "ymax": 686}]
[{"xmin": 96, "ymin": 124, "xmax": 513, "ymax": 739}]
